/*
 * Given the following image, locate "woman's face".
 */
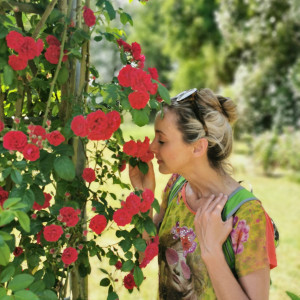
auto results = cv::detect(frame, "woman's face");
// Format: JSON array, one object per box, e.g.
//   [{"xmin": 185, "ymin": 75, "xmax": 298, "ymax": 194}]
[{"xmin": 149, "ymin": 110, "xmax": 195, "ymax": 174}]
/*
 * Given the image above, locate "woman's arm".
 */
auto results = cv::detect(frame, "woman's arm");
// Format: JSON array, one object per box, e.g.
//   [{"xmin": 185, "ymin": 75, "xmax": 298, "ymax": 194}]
[{"xmin": 194, "ymin": 194, "xmax": 270, "ymax": 300}]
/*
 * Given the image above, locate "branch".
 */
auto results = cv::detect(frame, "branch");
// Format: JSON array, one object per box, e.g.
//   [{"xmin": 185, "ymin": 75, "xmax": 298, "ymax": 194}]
[
  {"xmin": 32, "ymin": 0, "xmax": 59, "ymax": 40},
  {"xmin": 0, "ymin": 0, "xmax": 43, "ymax": 14}
]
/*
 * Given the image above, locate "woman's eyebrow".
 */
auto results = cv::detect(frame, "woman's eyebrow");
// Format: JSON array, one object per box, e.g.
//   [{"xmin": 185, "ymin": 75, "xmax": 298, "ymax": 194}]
[{"xmin": 155, "ymin": 129, "xmax": 166, "ymax": 136}]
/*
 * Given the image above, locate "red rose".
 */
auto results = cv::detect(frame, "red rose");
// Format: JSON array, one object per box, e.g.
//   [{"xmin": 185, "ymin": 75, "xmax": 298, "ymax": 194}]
[
  {"xmin": 22, "ymin": 143, "xmax": 40, "ymax": 161},
  {"xmin": 86, "ymin": 110, "xmax": 109, "ymax": 141},
  {"xmin": 59, "ymin": 207, "xmax": 79, "ymax": 227},
  {"xmin": 106, "ymin": 111, "xmax": 121, "ymax": 133},
  {"xmin": 148, "ymin": 67, "xmax": 159, "ymax": 81},
  {"xmin": 130, "ymin": 69, "xmax": 152, "ymax": 93},
  {"xmin": 142, "ymin": 189, "xmax": 154, "ymax": 204},
  {"xmin": 35, "ymin": 39, "xmax": 44, "ymax": 57},
  {"xmin": 89, "ymin": 214, "xmax": 107, "ymax": 234},
  {"xmin": 123, "ymin": 140, "xmax": 138, "ymax": 157},
  {"xmin": 113, "ymin": 208, "xmax": 132, "ymax": 226},
  {"xmin": 140, "ymin": 242, "xmax": 158, "ymax": 268},
  {"xmin": 139, "ymin": 199, "xmax": 152, "ymax": 213},
  {"xmin": 82, "ymin": 168, "xmax": 96, "ymax": 183},
  {"xmin": 8, "ymin": 55, "xmax": 28, "ymax": 71},
  {"xmin": 45, "ymin": 45, "xmax": 67, "ymax": 64},
  {"xmin": 46, "ymin": 130, "xmax": 65, "ymax": 146},
  {"xmin": 18, "ymin": 36, "xmax": 37, "ymax": 60},
  {"xmin": 83, "ymin": 7, "xmax": 96, "ymax": 27},
  {"xmin": 139, "ymin": 150, "xmax": 154, "ymax": 163},
  {"xmin": 43, "ymin": 224, "xmax": 64, "ymax": 242},
  {"xmin": 118, "ymin": 64, "xmax": 134, "ymax": 87},
  {"xmin": 115, "ymin": 261, "xmax": 122, "ymax": 270},
  {"xmin": 117, "ymin": 39, "xmax": 131, "ymax": 52},
  {"xmin": 0, "ymin": 188, "xmax": 9, "ymax": 208},
  {"xmin": 71, "ymin": 115, "xmax": 87, "ymax": 137},
  {"xmin": 128, "ymin": 90, "xmax": 150, "ymax": 110},
  {"xmin": 123, "ymin": 273, "xmax": 136, "ymax": 290},
  {"xmin": 131, "ymin": 42, "xmax": 142, "ymax": 61},
  {"xmin": 61, "ymin": 247, "xmax": 78, "ymax": 265},
  {"xmin": 3, "ymin": 131, "xmax": 28, "ymax": 151},
  {"xmin": 46, "ymin": 35, "xmax": 61, "ymax": 47},
  {"xmin": 6, "ymin": 31, "xmax": 24, "ymax": 52},
  {"xmin": 138, "ymin": 55, "xmax": 145, "ymax": 69},
  {"xmin": 13, "ymin": 247, "xmax": 23, "ymax": 257},
  {"xmin": 0, "ymin": 120, "xmax": 4, "ymax": 132},
  {"xmin": 124, "ymin": 193, "xmax": 141, "ymax": 216},
  {"xmin": 32, "ymin": 192, "xmax": 52, "ymax": 211},
  {"xmin": 28, "ymin": 125, "xmax": 47, "ymax": 146}
]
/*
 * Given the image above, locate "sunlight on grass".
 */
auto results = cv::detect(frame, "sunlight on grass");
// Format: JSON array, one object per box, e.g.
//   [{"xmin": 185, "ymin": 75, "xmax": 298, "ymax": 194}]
[{"xmin": 87, "ymin": 122, "xmax": 300, "ymax": 300}]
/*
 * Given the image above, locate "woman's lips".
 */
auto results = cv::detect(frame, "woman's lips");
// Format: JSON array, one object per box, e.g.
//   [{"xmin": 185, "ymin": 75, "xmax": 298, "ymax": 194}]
[{"xmin": 157, "ymin": 159, "xmax": 163, "ymax": 164}]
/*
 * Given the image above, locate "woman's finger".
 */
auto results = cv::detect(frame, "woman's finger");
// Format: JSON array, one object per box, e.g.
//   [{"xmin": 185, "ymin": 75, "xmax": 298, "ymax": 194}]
[{"xmin": 208, "ymin": 193, "xmax": 228, "ymax": 214}]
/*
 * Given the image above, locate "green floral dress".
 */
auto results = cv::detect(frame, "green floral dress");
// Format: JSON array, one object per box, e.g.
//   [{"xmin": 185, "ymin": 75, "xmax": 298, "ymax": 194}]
[{"xmin": 158, "ymin": 174, "xmax": 277, "ymax": 300}]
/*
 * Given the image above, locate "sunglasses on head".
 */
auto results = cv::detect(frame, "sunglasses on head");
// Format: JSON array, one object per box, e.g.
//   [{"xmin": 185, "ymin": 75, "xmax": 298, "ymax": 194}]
[{"xmin": 171, "ymin": 88, "xmax": 209, "ymax": 136}]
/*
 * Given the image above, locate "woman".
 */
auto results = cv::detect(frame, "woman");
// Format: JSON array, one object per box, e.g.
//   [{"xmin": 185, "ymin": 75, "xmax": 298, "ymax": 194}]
[{"xmin": 129, "ymin": 88, "xmax": 277, "ymax": 299}]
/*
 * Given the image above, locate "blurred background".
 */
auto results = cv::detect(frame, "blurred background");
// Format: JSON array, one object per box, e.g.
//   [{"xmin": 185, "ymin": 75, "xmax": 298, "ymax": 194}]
[{"xmin": 89, "ymin": 0, "xmax": 300, "ymax": 299}]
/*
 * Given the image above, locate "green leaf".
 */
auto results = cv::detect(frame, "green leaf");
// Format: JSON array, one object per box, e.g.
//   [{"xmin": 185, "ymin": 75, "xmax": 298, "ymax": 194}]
[
  {"xmin": 54, "ymin": 156, "xmax": 75, "ymax": 181},
  {"xmin": 138, "ymin": 161, "xmax": 149, "ymax": 175},
  {"xmin": 0, "ymin": 265, "xmax": 15, "ymax": 283},
  {"xmin": 69, "ymin": 48, "xmax": 82, "ymax": 59},
  {"xmin": 133, "ymin": 238, "xmax": 146, "ymax": 252},
  {"xmin": 119, "ymin": 239, "xmax": 132, "ymax": 252},
  {"xmin": 94, "ymin": 35, "xmax": 103, "ymax": 42},
  {"xmin": 53, "ymin": 144, "xmax": 74, "ymax": 156},
  {"xmin": 43, "ymin": 271, "xmax": 55, "ymax": 289},
  {"xmin": 31, "ymin": 185, "xmax": 44, "ymax": 205},
  {"xmin": 131, "ymin": 109, "xmax": 149, "ymax": 127},
  {"xmin": 1, "ymin": 167, "xmax": 12, "ymax": 180},
  {"xmin": 29, "ymin": 280, "xmax": 45, "ymax": 293},
  {"xmin": 100, "ymin": 278, "xmax": 110, "ymax": 287},
  {"xmin": 0, "ymin": 242, "xmax": 10, "ymax": 266},
  {"xmin": 152, "ymin": 198, "xmax": 160, "ymax": 214},
  {"xmin": 37, "ymin": 290, "xmax": 57, "ymax": 300},
  {"xmin": 120, "ymin": 12, "xmax": 133, "ymax": 26},
  {"xmin": 14, "ymin": 290, "xmax": 39, "ymax": 300},
  {"xmin": 11, "ymin": 169, "xmax": 22, "ymax": 185},
  {"xmin": 51, "ymin": 104, "xmax": 59, "ymax": 116},
  {"xmin": 3, "ymin": 65, "xmax": 14, "ymax": 86},
  {"xmin": 57, "ymin": 66, "xmax": 69, "ymax": 84},
  {"xmin": 121, "ymin": 260, "xmax": 134, "ymax": 272},
  {"xmin": 104, "ymin": 1, "xmax": 116, "ymax": 20},
  {"xmin": 133, "ymin": 266, "xmax": 144, "ymax": 287},
  {"xmin": 154, "ymin": 80, "xmax": 171, "ymax": 105},
  {"xmin": 107, "ymin": 291, "xmax": 118, "ymax": 300},
  {"xmin": 3, "ymin": 197, "xmax": 21, "ymax": 209},
  {"xmin": 0, "ymin": 211, "xmax": 15, "ymax": 227},
  {"xmin": 7, "ymin": 274, "xmax": 34, "ymax": 291},
  {"xmin": 0, "ymin": 231, "xmax": 13, "ymax": 241},
  {"xmin": 0, "ymin": 287, "xmax": 6, "ymax": 297},
  {"xmin": 144, "ymin": 218, "xmax": 157, "ymax": 236},
  {"xmin": 286, "ymin": 291, "xmax": 300, "ymax": 300},
  {"xmin": 14, "ymin": 211, "xmax": 30, "ymax": 232},
  {"xmin": 22, "ymin": 189, "xmax": 35, "ymax": 211}
]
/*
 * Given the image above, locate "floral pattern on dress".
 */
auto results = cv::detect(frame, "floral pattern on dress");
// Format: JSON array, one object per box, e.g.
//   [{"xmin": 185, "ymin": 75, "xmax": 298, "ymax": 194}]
[
  {"xmin": 230, "ymin": 217, "xmax": 250, "ymax": 254},
  {"xmin": 171, "ymin": 221, "xmax": 197, "ymax": 257}
]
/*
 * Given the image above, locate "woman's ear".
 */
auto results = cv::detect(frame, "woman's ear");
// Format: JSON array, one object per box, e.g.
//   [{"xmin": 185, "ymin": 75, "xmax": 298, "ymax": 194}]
[{"xmin": 193, "ymin": 138, "xmax": 208, "ymax": 157}]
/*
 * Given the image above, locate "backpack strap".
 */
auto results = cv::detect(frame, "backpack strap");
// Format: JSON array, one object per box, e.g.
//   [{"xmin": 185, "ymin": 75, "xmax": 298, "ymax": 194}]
[
  {"xmin": 167, "ymin": 175, "xmax": 187, "ymax": 207},
  {"xmin": 221, "ymin": 187, "xmax": 258, "ymax": 275}
]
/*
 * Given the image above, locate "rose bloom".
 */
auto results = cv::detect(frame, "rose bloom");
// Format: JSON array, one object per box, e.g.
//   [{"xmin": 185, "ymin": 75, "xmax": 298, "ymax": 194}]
[
  {"xmin": 113, "ymin": 208, "xmax": 132, "ymax": 226},
  {"xmin": 13, "ymin": 247, "xmax": 23, "ymax": 257},
  {"xmin": 3, "ymin": 131, "xmax": 28, "ymax": 151},
  {"xmin": 43, "ymin": 224, "xmax": 64, "ymax": 242},
  {"xmin": 123, "ymin": 140, "xmax": 138, "ymax": 157},
  {"xmin": 0, "ymin": 120, "xmax": 4, "ymax": 132},
  {"xmin": 86, "ymin": 110, "xmax": 110, "ymax": 141},
  {"xmin": 6, "ymin": 31, "xmax": 24, "ymax": 52},
  {"xmin": 8, "ymin": 55, "xmax": 28, "ymax": 71},
  {"xmin": 124, "ymin": 193, "xmax": 141, "ymax": 216},
  {"xmin": 32, "ymin": 192, "xmax": 52, "ymax": 211},
  {"xmin": 18, "ymin": 36, "xmax": 38, "ymax": 60},
  {"xmin": 83, "ymin": 6, "xmax": 96, "ymax": 27},
  {"xmin": 82, "ymin": 168, "xmax": 96, "ymax": 183},
  {"xmin": 46, "ymin": 35, "xmax": 61, "ymax": 47},
  {"xmin": 117, "ymin": 64, "xmax": 134, "ymax": 87},
  {"xmin": 71, "ymin": 115, "xmax": 87, "ymax": 137},
  {"xmin": 131, "ymin": 42, "xmax": 142, "ymax": 61},
  {"xmin": 59, "ymin": 207, "xmax": 79, "ymax": 227},
  {"xmin": 139, "ymin": 199, "xmax": 152, "ymax": 213},
  {"xmin": 0, "ymin": 187, "xmax": 9, "ymax": 208},
  {"xmin": 115, "ymin": 261, "xmax": 122, "ymax": 270},
  {"xmin": 61, "ymin": 247, "xmax": 78, "ymax": 265},
  {"xmin": 45, "ymin": 45, "xmax": 68, "ymax": 64},
  {"xmin": 142, "ymin": 189, "xmax": 154, "ymax": 204},
  {"xmin": 22, "ymin": 143, "xmax": 40, "ymax": 161},
  {"xmin": 46, "ymin": 130, "xmax": 65, "ymax": 146},
  {"xmin": 89, "ymin": 214, "xmax": 107, "ymax": 234},
  {"xmin": 128, "ymin": 90, "xmax": 150, "ymax": 110},
  {"xmin": 123, "ymin": 273, "xmax": 136, "ymax": 290},
  {"xmin": 106, "ymin": 111, "xmax": 121, "ymax": 133},
  {"xmin": 148, "ymin": 67, "xmax": 159, "ymax": 81},
  {"xmin": 35, "ymin": 39, "xmax": 44, "ymax": 57},
  {"xmin": 139, "ymin": 149, "xmax": 154, "ymax": 163},
  {"xmin": 117, "ymin": 39, "xmax": 131, "ymax": 52},
  {"xmin": 28, "ymin": 124, "xmax": 47, "ymax": 145}
]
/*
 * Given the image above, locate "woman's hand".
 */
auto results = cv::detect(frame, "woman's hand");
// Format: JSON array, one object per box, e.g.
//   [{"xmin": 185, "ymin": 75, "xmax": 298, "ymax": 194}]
[
  {"xmin": 194, "ymin": 193, "xmax": 233, "ymax": 260},
  {"xmin": 129, "ymin": 161, "xmax": 156, "ymax": 192}
]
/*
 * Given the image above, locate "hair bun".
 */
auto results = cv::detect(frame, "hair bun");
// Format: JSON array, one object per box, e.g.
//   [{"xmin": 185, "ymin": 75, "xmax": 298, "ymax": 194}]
[{"xmin": 216, "ymin": 95, "xmax": 237, "ymax": 124}]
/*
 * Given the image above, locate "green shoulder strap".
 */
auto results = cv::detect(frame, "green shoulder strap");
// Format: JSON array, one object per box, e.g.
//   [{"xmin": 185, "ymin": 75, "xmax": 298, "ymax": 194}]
[
  {"xmin": 221, "ymin": 187, "xmax": 258, "ymax": 275},
  {"xmin": 168, "ymin": 178, "xmax": 258, "ymax": 276}
]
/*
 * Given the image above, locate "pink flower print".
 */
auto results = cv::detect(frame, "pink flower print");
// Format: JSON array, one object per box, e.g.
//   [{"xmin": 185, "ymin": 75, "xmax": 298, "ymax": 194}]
[
  {"xmin": 230, "ymin": 219, "xmax": 250, "ymax": 254},
  {"xmin": 171, "ymin": 222, "xmax": 197, "ymax": 257}
]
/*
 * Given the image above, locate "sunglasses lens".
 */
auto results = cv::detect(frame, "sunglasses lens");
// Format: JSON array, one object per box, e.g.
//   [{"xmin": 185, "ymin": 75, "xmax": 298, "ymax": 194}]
[{"xmin": 172, "ymin": 88, "xmax": 197, "ymax": 101}]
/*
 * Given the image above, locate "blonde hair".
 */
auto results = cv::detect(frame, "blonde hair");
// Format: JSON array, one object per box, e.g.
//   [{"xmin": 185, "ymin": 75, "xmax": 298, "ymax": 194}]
[{"xmin": 165, "ymin": 88, "xmax": 238, "ymax": 173}]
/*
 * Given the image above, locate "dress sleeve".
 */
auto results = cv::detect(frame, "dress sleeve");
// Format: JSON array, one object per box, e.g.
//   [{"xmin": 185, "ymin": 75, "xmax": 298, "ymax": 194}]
[
  {"xmin": 231, "ymin": 200, "xmax": 277, "ymax": 278},
  {"xmin": 160, "ymin": 173, "xmax": 180, "ymax": 212}
]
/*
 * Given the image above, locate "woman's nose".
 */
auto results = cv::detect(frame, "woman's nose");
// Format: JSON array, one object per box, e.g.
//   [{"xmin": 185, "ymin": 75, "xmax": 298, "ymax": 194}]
[{"xmin": 149, "ymin": 139, "xmax": 156, "ymax": 153}]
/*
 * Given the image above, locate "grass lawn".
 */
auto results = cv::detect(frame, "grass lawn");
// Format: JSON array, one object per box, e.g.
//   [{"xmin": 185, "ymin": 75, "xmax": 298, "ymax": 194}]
[{"xmin": 88, "ymin": 120, "xmax": 300, "ymax": 300}]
